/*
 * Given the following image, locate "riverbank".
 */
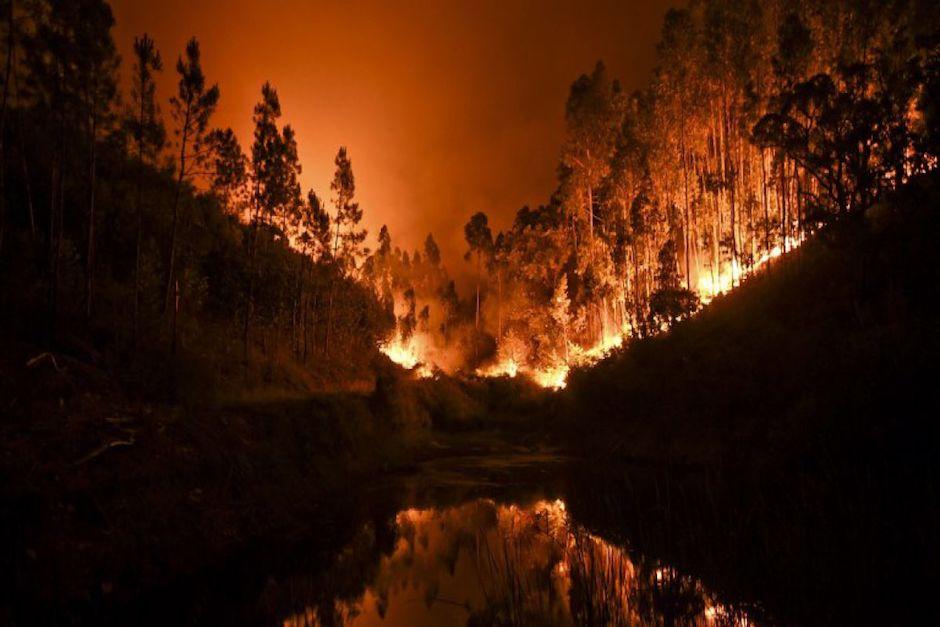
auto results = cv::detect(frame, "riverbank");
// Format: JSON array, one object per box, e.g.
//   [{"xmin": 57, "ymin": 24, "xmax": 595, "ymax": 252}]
[
  {"xmin": 0, "ymin": 334, "xmax": 556, "ymax": 623},
  {"xmin": 0, "ymin": 369, "xmax": 392, "ymax": 621}
]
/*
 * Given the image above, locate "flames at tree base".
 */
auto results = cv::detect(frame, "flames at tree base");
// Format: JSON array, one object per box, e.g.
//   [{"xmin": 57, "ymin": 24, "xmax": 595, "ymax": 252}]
[{"xmin": 380, "ymin": 235, "xmax": 803, "ymax": 390}]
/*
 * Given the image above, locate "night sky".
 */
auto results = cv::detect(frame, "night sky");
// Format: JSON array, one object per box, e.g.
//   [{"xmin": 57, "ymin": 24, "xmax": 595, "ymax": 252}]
[{"xmin": 111, "ymin": 0, "xmax": 676, "ymax": 275}]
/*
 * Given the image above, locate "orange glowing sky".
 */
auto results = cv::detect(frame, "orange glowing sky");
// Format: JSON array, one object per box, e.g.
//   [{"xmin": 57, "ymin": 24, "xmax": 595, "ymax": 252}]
[{"xmin": 111, "ymin": 0, "xmax": 674, "ymax": 276}]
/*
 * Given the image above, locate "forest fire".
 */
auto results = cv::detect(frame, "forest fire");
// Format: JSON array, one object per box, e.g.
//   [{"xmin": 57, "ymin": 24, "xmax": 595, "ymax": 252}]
[
  {"xmin": 478, "ymin": 358, "xmax": 569, "ymax": 389},
  {"xmin": 379, "ymin": 334, "xmax": 435, "ymax": 378},
  {"xmin": 385, "ymin": 230, "xmax": 808, "ymax": 391},
  {"xmin": 0, "ymin": 0, "xmax": 935, "ymax": 622},
  {"xmin": 697, "ymin": 237, "xmax": 804, "ymax": 304},
  {"xmin": 375, "ymin": 221, "xmax": 805, "ymax": 390},
  {"xmin": 355, "ymin": 0, "xmax": 926, "ymax": 395}
]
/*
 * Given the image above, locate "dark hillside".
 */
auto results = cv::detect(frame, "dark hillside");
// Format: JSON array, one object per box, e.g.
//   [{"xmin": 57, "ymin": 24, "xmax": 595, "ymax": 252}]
[
  {"xmin": 560, "ymin": 172, "xmax": 940, "ymax": 624},
  {"xmin": 566, "ymin": 171, "xmax": 940, "ymax": 466}
]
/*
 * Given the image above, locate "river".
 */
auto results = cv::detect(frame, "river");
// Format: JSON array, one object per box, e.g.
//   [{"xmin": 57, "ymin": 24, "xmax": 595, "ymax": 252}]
[{"xmin": 141, "ymin": 439, "xmax": 759, "ymax": 626}]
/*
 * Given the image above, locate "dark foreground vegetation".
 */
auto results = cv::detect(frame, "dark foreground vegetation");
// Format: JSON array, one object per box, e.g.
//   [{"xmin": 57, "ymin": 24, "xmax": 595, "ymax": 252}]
[
  {"xmin": 561, "ymin": 170, "xmax": 940, "ymax": 624},
  {"xmin": 0, "ymin": 344, "xmax": 550, "ymax": 623}
]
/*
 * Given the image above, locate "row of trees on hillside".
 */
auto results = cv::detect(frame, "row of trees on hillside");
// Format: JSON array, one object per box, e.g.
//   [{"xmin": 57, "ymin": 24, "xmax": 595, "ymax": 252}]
[
  {"xmin": 378, "ymin": 0, "xmax": 940, "ymax": 376},
  {"xmin": 0, "ymin": 0, "xmax": 391, "ymax": 393}
]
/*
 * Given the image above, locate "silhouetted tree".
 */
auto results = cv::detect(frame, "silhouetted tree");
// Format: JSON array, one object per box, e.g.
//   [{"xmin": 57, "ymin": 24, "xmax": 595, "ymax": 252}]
[
  {"xmin": 164, "ymin": 37, "xmax": 219, "ymax": 315},
  {"xmin": 244, "ymin": 82, "xmax": 301, "ymax": 360},
  {"xmin": 127, "ymin": 33, "xmax": 164, "ymax": 342},
  {"xmin": 207, "ymin": 127, "xmax": 247, "ymax": 212},
  {"xmin": 649, "ymin": 239, "xmax": 699, "ymax": 329},
  {"xmin": 330, "ymin": 146, "xmax": 365, "ymax": 270},
  {"xmin": 464, "ymin": 211, "xmax": 492, "ymax": 331}
]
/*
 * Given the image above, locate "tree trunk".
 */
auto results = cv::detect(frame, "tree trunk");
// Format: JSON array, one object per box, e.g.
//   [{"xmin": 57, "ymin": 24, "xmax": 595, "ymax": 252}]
[
  {"xmin": 496, "ymin": 267, "xmax": 502, "ymax": 340},
  {"xmin": 474, "ymin": 252, "xmax": 481, "ymax": 331},
  {"xmin": 133, "ymin": 76, "xmax": 147, "ymax": 346},
  {"xmin": 85, "ymin": 108, "xmax": 98, "ymax": 320},
  {"xmin": 325, "ymin": 281, "xmax": 335, "ymax": 354},
  {"xmin": 780, "ymin": 157, "xmax": 789, "ymax": 253},
  {"xmin": 171, "ymin": 279, "xmax": 179, "ymax": 361},
  {"xmin": 681, "ymin": 110, "xmax": 691, "ymax": 289},
  {"xmin": 631, "ymin": 244, "xmax": 642, "ymax": 335},
  {"xmin": 587, "ymin": 183, "xmax": 594, "ymax": 246},
  {"xmin": 164, "ymin": 108, "xmax": 191, "ymax": 315},
  {"xmin": 243, "ymin": 205, "xmax": 259, "ymax": 364},
  {"xmin": 21, "ymin": 150, "xmax": 33, "ymax": 238},
  {"xmin": 723, "ymin": 95, "xmax": 738, "ymax": 287},
  {"xmin": 0, "ymin": 0, "xmax": 13, "ymax": 255},
  {"xmin": 48, "ymin": 159, "xmax": 64, "ymax": 343},
  {"xmin": 46, "ymin": 161, "xmax": 58, "ymax": 341}
]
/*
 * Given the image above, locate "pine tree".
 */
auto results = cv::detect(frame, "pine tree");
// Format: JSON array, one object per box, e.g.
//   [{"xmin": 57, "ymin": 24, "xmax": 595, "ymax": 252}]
[
  {"xmin": 330, "ymin": 146, "xmax": 365, "ymax": 271},
  {"xmin": 244, "ymin": 82, "xmax": 301, "ymax": 360},
  {"xmin": 463, "ymin": 211, "xmax": 492, "ymax": 331},
  {"xmin": 326, "ymin": 146, "xmax": 365, "ymax": 353},
  {"xmin": 164, "ymin": 37, "xmax": 219, "ymax": 316},
  {"xmin": 207, "ymin": 127, "xmax": 247, "ymax": 213},
  {"xmin": 76, "ymin": 0, "xmax": 119, "ymax": 320},
  {"xmin": 127, "ymin": 33, "xmax": 165, "ymax": 343}
]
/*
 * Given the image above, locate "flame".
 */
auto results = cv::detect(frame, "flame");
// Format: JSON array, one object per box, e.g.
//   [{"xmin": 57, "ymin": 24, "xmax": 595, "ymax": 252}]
[
  {"xmin": 476, "ymin": 357, "xmax": 568, "ymax": 389},
  {"xmin": 476, "ymin": 358, "xmax": 519, "ymax": 379},
  {"xmin": 380, "ymin": 334, "xmax": 434, "ymax": 378},
  {"xmin": 381, "ymin": 239, "xmax": 802, "ymax": 390},
  {"xmin": 529, "ymin": 364, "xmax": 570, "ymax": 390},
  {"xmin": 482, "ymin": 236, "xmax": 802, "ymax": 390},
  {"xmin": 476, "ymin": 329, "xmax": 626, "ymax": 390},
  {"xmin": 698, "ymin": 238, "xmax": 803, "ymax": 303}
]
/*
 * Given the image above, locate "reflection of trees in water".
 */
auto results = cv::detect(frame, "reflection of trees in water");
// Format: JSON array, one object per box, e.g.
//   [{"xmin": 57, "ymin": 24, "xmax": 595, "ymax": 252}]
[
  {"xmin": 280, "ymin": 499, "xmax": 749, "ymax": 626},
  {"xmin": 273, "ymin": 516, "xmax": 400, "ymax": 627},
  {"xmin": 274, "ymin": 523, "xmax": 376, "ymax": 626},
  {"xmin": 468, "ymin": 502, "xmax": 569, "ymax": 625},
  {"xmin": 466, "ymin": 500, "xmax": 746, "ymax": 626}
]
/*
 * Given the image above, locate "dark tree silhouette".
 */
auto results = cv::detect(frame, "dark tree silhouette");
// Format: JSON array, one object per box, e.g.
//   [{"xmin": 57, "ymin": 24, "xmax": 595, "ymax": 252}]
[
  {"xmin": 164, "ymin": 37, "xmax": 219, "ymax": 316},
  {"xmin": 127, "ymin": 33, "xmax": 165, "ymax": 343}
]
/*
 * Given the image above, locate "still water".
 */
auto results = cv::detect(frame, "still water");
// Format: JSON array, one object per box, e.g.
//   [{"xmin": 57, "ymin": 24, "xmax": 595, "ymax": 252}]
[
  {"xmin": 256, "ymin": 449, "xmax": 755, "ymax": 627},
  {"xmin": 280, "ymin": 498, "xmax": 749, "ymax": 626}
]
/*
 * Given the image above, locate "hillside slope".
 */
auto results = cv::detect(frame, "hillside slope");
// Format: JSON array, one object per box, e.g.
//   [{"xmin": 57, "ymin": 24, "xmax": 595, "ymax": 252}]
[
  {"xmin": 565, "ymin": 172, "xmax": 940, "ymax": 466},
  {"xmin": 559, "ymin": 172, "xmax": 940, "ymax": 624}
]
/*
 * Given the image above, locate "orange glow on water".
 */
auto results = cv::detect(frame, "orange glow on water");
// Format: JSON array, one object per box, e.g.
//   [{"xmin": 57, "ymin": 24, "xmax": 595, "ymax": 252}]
[{"xmin": 283, "ymin": 498, "xmax": 753, "ymax": 626}]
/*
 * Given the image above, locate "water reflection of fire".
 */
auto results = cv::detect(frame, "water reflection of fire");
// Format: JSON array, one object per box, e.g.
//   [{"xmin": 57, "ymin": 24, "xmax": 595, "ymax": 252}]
[{"xmin": 283, "ymin": 498, "xmax": 754, "ymax": 626}]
